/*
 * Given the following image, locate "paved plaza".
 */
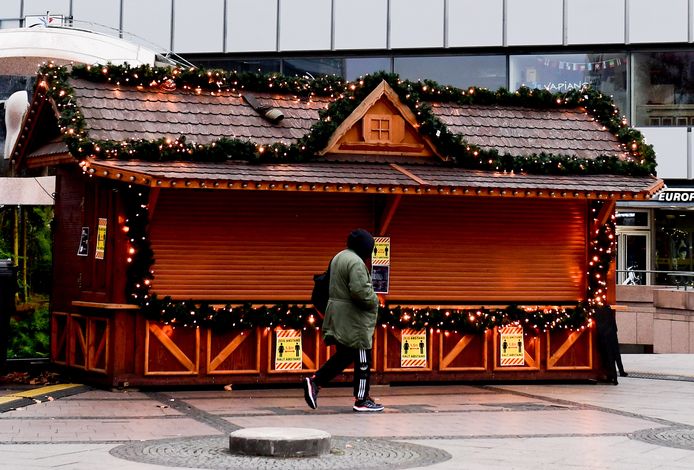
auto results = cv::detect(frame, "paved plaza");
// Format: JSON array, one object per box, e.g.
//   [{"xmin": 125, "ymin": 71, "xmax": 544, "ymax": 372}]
[{"xmin": 0, "ymin": 354, "xmax": 693, "ymax": 469}]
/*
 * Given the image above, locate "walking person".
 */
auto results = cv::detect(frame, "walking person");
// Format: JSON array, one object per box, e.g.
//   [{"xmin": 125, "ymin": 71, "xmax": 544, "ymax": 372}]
[{"xmin": 303, "ymin": 229, "xmax": 383, "ymax": 412}]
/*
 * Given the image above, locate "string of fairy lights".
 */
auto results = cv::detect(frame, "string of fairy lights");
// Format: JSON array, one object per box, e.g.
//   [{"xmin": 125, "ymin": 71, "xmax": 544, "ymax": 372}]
[
  {"xmin": 37, "ymin": 62, "xmax": 655, "ymax": 175},
  {"xmin": 35, "ymin": 62, "xmax": 628, "ymax": 334},
  {"xmin": 121, "ymin": 186, "xmax": 615, "ymax": 333}
]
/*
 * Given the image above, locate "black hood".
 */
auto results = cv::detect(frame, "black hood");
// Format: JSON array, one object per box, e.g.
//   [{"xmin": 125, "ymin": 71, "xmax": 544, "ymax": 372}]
[{"xmin": 347, "ymin": 228, "xmax": 375, "ymax": 262}]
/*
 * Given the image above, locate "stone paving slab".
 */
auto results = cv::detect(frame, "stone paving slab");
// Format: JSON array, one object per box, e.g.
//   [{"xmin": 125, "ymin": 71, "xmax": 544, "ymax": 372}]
[
  {"xmin": 0, "ymin": 417, "xmax": 217, "ymax": 443},
  {"xmin": 224, "ymin": 408, "xmax": 659, "ymax": 439},
  {"xmin": 499, "ymin": 377, "xmax": 694, "ymax": 427},
  {"xmin": 408, "ymin": 436, "xmax": 694, "ymax": 470},
  {"xmin": 0, "ymin": 354, "xmax": 694, "ymax": 469}
]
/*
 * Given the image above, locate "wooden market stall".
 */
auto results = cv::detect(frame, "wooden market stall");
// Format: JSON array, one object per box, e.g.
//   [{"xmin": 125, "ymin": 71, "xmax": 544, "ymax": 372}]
[{"xmin": 11, "ymin": 64, "xmax": 663, "ymax": 388}]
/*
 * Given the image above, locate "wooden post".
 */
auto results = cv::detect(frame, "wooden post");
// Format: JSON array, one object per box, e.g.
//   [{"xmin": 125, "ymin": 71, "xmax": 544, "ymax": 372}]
[
  {"xmin": 12, "ymin": 207, "xmax": 19, "ymax": 267},
  {"xmin": 22, "ymin": 207, "xmax": 27, "ymax": 302}
]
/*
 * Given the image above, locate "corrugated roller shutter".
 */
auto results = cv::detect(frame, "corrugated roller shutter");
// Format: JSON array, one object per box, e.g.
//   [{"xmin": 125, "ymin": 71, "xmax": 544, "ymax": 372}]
[
  {"xmin": 387, "ymin": 196, "xmax": 586, "ymax": 303},
  {"xmin": 149, "ymin": 190, "xmax": 374, "ymax": 300}
]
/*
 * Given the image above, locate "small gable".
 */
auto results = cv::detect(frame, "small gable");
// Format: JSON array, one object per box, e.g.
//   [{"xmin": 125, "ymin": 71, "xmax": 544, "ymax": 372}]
[{"xmin": 320, "ymin": 81, "xmax": 442, "ymax": 160}]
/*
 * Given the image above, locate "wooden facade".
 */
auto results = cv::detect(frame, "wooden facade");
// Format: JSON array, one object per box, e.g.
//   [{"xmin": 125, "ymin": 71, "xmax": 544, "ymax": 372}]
[
  {"xmin": 45, "ymin": 165, "xmax": 601, "ymax": 387},
  {"xmin": 13, "ymin": 66, "xmax": 664, "ymax": 387}
]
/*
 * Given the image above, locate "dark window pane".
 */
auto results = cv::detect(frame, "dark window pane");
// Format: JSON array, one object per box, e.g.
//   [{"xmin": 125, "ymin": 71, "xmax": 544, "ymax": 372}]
[
  {"xmin": 625, "ymin": 234, "xmax": 648, "ymax": 285},
  {"xmin": 394, "ymin": 56, "xmax": 506, "ymax": 89},
  {"xmin": 633, "ymin": 51, "xmax": 694, "ymax": 127},
  {"xmin": 282, "ymin": 58, "xmax": 343, "ymax": 78},
  {"xmin": 616, "ymin": 211, "xmax": 649, "ymax": 227},
  {"xmin": 655, "ymin": 211, "xmax": 694, "ymax": 285},
  {"xmin": 345, "ymin": 57, "xmax": 391, "ymax": 81},
  {"xmin": 187, "ymin": 58, "xmax": 281, "ymax": 74},
  {"xmin": 509, "ymin": 53, "xmax": 627, "ymax": 116}
]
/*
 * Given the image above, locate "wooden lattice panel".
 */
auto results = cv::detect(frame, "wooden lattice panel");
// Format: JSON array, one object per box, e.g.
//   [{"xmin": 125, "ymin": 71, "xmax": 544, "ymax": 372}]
[
  {"xmin": 206, "ymin": 329, "xmax": 260, "ymax": 375},
  {"xmin": 51, "ymin": 312, "xmax": 69, "ymax": 365},
  {"xmin": 64, "ymin": 314, "xmax": 109, "ymax": 374},
  {"xmin": 267, "ymin": 327, "xmax": 320, "ymax": 374},
  {"xmin": 69, "ymin": 314, "xmax": 88, "ymax": 369},
  {"xmin": 438, "ymin": 331, "xmax": 488, "ymax": 371},
  {"xmin": 492, "ymin": 328, "xmax": 541, "ymax": 371},
  {"xmin": 86, "ymin": 316, "xmax": 109, "ymax": 373},
  {"xmin": 546, "ymin": 328, "xmax": 593, "ymax": 370},
  {"xmin": 382, "ymin": 327, "xmax": 433, "ymax": 372},
  {"xmin": 145, "ymin": 321, "xmax": 200, "ymax": 375}
]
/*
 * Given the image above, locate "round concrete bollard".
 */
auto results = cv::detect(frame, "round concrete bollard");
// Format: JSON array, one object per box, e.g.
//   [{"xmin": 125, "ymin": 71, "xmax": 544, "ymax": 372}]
[{"xmin": 229, "ymin": 427, "xmax": 331, "ymax": 458}]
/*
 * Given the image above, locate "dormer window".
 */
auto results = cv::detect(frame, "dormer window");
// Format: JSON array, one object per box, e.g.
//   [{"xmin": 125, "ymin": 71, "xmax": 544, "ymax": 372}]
[
  {"xmin": 365, "ymin": 115, "xmax": 392, "ymax": 143},
  {"xmin": 319, "ymin": 81, "xmax": 441, "ymax": 159}
]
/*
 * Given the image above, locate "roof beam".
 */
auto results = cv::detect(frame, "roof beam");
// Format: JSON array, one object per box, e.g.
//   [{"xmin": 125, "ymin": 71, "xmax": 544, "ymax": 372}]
[{"xmin": 389, "ymin": 163, "xmax": 428, "ymax": 185}]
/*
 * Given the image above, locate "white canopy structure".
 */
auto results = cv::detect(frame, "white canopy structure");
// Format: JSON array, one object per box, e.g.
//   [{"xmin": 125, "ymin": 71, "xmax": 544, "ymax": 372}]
[
  {"xmin": 0, "ymin": 176, "xmax": 55, "ymax": 205},
  {"xmin": 0, "ymin": 26, "xmax": 160, "ymax": 203},
  {"xmin": 0, "ymin": 27, "xmax": 157, "ymax": 70}
]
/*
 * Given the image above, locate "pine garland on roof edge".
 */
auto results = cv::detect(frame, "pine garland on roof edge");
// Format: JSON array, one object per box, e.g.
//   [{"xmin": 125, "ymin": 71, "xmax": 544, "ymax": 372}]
[{"xmin": 36, "ymin": 62, "xmax": 656, "ymax": 176}]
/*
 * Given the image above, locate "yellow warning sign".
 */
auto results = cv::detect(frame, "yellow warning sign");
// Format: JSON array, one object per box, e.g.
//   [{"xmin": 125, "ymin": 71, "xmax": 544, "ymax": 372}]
[
  {"xmin": 275, "ymin": 329, "xmax": 302, "ymax": 370},
  {"xmin": 400, "ymin": 328, "xmax": 427, "ymax": 368},
  {"xmin": 95, "ymin": 218, "xmax": 107, "ymax": 260},
  {"xmin": 499, "ymin": 326, "xmax": 524, "ymax": 366},
  {"xmin": 372, "ymin": 237, "xmax": 390, "ymax": 266}
]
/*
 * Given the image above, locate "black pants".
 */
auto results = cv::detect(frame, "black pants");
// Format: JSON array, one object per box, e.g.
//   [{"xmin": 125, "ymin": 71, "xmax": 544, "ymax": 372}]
[{"xmin": 313, "ymin": 342, "xmax": 371, "ymax": 400}]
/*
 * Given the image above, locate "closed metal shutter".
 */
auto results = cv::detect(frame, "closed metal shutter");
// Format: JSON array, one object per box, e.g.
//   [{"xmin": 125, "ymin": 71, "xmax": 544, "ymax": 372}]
[
  {"xmin": 386, "ymin": 196, "xmax": 587, "ymax": 303},
  {"xmin": 150, "ymin": 191, "xmax": 586, "ymax": 304},
  {"xmin": 149, "ymin": 190, "xmax": 374, "ymax": 300}
]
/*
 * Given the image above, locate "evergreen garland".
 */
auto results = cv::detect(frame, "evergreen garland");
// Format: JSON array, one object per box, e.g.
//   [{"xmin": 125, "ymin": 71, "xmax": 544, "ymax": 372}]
[
  {"xmin": 37, "ymin": 63, "xmax": 656, "ymax": 176},
  {"xmin": 121, "ymin": 188, "xmax": 614, "ymax": 333}
]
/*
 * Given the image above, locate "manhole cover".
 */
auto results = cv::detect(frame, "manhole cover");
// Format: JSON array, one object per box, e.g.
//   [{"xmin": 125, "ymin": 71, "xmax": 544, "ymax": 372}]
[
  {"xmin": 629, "ymin": 427, "xmax": 694, "ymax": 451},
  {"xmin": 110, "ymin": 434, "xmax": 451, "ymax": 469}
]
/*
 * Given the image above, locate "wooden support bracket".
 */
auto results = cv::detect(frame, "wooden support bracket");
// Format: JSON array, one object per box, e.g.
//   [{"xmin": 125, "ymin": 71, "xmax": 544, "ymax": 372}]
[
  {"xmin": 592, "ymin": 199, "xmax": 616, "ymax": 233},
  {"xmin": 378, "ymin": 194, "xmax": 402, "ymax": 236}
]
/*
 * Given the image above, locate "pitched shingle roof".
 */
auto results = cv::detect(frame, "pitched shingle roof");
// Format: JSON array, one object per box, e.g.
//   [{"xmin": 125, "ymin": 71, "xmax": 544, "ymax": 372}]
[
  {"xmin": 18, "ymin": 72, "xmax": 662, "ymax": 199},
  {"xmin": 72, "ymin": 79, "xmax": 328, "ymax": 145},
  {"xmin": 431, "ymin": 104, "xmax": 623, "ymax": 159},
  {"xmin": 70, "ymin": 79, "xmax": 626, "ymax": 161}
]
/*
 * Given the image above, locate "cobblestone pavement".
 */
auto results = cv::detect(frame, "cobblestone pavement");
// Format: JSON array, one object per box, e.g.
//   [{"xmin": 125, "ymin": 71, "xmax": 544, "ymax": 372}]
[{"xmin": 0, "ymin": 354, "xmax": 693, "ymax": 469}]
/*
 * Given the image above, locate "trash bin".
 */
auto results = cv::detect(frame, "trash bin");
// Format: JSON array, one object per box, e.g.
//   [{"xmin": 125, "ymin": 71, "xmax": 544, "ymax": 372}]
[{"xmin": 0, "ymin": 259, "xmax": 18, "ymax": 374}]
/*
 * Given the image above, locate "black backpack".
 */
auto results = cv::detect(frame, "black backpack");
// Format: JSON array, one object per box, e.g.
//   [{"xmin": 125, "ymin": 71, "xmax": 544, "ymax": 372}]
[{"xmin": 311, "ymin": 260, "xmax": 332, "ymax": 316}]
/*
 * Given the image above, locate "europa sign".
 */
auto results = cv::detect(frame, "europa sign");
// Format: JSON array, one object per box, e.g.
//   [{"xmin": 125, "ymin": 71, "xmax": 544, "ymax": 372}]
[{"xmin": 652, "ymin": 189, "xmax": 694, "ymax": 203}]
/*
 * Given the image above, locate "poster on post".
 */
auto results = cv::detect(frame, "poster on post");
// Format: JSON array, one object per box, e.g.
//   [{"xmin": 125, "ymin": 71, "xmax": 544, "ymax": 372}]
[
  {"xmin": 95, "ymin": 218, "xmax": 107, "ymax": 260},
  {"xmin": 372, "ymin": 237, "xmax": 390, "ymax": 294},
  {"xmin": 77, "ymin": 227, "xmax": 89, "ymax": 256},
  {"xmin": 400, "ymin": 328, "xmax": 427, "ymax": 368},
  {"xmin": 499, "ymin": 326, "xmax": 525, "ymax": 366},
  {"xmin": 274, "ymin": 329, "xmax": 302, "ymax": 370}
]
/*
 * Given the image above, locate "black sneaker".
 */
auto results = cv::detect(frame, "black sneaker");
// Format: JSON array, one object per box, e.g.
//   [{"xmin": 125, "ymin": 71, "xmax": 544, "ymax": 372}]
[
  {"xmin": 303, "ymin": 377, "xmax": 318, "ymax": 409},
  {"xmin": 353, "ymin": 398, "xmax": 384, "ymax": 412}
]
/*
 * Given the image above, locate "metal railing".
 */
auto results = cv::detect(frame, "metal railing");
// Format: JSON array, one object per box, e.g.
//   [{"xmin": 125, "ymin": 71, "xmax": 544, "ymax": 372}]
[{"xmin": 616, "ymin": 269, "xmax": 694, "ymax": 290}]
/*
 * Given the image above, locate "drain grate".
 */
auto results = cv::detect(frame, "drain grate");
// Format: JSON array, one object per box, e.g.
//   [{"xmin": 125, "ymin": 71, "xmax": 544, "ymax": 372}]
[
  {"xmin": 626, "ymin": 373, "xmax": 694, "ymax": 383},
  {"xmin": 110, "ymin": 435, "xmax": 451, "ymax": 469},
  {"xmin": 483, "ymin": 403, "xmax": 571, "ymax": 411},
  {"xmin": 629, "ymin": 426, "xmax": 694, "ymax": 451}
]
